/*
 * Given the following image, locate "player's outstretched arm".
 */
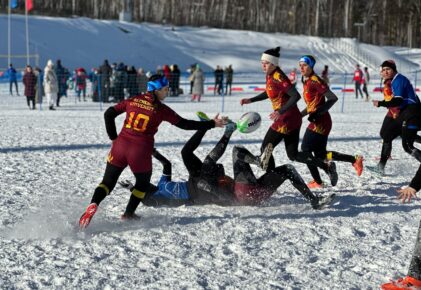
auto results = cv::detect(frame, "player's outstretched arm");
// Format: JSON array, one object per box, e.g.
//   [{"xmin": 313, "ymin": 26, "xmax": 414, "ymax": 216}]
[{"xmin": 241, "ymin": 91, "xmax": 269, "ymax": 106}]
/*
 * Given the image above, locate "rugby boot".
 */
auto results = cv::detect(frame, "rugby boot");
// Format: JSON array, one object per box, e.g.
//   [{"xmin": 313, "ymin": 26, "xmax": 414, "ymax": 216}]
[
  {"xmin": 352, "ymin": 155, "xmax": 364, "ymax": 176},
  {"xmin": 79, "ymin": 203, "xmax": 98, "ymax": 229},
  {"xmin": 307, "ymin": 180, "xmax": 325, "ymax": 189},
  {"xmin": 381, "ymin": 276, "xmax": 421, "ymax": 290}
]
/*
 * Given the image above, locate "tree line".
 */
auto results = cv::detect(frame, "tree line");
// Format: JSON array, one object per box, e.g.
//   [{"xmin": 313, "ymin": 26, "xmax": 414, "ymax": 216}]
[{"xmin": 1, "ymin": 0, "xmax": 420, "ymax": 48}]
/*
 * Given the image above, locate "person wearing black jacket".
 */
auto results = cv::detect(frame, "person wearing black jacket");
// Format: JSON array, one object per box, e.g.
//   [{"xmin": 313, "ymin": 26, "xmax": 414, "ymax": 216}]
[
  {"xmin": 79, "ymin": 75, "xmax": 225, "ymax": 229},
  {"xmin": 240, "ymin": 47, "xmax": 338, "ymax": 186}
]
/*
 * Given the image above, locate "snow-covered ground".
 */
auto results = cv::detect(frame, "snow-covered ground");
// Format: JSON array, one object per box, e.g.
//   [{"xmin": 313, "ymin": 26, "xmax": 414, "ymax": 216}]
[
  {"xmin": 1, "ymin": 91, "xmax": 421, "ymax": 289},
  {"xmin": 1, "ymin": 14, "xmax": 421, "ymax": 289}
]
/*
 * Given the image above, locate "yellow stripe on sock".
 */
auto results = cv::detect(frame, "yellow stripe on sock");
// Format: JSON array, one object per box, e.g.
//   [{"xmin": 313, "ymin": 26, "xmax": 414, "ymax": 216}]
[
  {"xmin": 326, "ymin": 152, "xmax": 333, "ymax": 161},
  {"xmin": 98, "ymin": 183, "xmax": 110, "ymax": 195},
  {"xmin": 132, "ymin": 189, "xmax": 145, "ymax": 199}
]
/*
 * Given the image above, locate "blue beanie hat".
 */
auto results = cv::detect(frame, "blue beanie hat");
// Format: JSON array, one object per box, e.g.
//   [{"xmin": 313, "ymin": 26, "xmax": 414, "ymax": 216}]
[
  {"xmin": 299, "ymin": 55, "xmax": 316, "ymax": 68},
  {"xmin": 147, "ymin": 75, "xmax": 169, "ymax": 92}
]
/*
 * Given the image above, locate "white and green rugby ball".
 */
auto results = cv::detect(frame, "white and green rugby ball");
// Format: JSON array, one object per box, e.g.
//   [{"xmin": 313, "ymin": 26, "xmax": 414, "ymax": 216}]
[{"xmin": 236, "ymin": 112, "xmax": 262, "ymax": 133}]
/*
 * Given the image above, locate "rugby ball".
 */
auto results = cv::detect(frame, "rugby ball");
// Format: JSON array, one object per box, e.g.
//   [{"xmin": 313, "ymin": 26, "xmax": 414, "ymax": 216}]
[{"xmin": 236, "ymin": 112, "xmax": 262, "ymax": 133}]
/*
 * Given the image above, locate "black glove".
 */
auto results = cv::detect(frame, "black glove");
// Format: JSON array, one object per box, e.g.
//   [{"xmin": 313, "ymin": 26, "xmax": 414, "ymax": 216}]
[
  {"xmin": 308, "ymin": 112, "xmax": 322, "ymax": 122},
  {"xmin": 118, "ymin": 180, "xmax": 134, "ymax": 190}
]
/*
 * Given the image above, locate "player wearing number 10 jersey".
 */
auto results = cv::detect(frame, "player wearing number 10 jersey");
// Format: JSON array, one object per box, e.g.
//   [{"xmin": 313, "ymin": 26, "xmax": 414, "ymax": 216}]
[{"xmin": 79, "ymin": 74, "xmax": 224, "ymax": 229}]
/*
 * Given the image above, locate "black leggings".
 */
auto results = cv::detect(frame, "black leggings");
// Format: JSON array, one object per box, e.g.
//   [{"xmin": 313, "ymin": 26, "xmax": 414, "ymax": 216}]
[
  {"xmin": 261, "ymin": 127, "xmax": 328, "ymax": 173},
  {"xmin": 91, "ymin": 162, "xmax": 152, "ymax": 206},
  {"xmin": 181, "ymin": 129, "xmax": 236, "ymax": 204},
  {"xmin": 379, "ymin": 116, "xmax": 401, "ymax": 168},
  {"xmin": 232, "ymin": 146, "xmax": 317, "ymax": 203},
  {"xmin": 181, "ymin": 130, "xmax": 229, "ymax": 181},
  {"xmin": 26, "ymin": 95, "xmax": 35, "ymax": 109},
  {"xmin": 301, "ymin": 129, "xmax": 356, "ymax": 184}
]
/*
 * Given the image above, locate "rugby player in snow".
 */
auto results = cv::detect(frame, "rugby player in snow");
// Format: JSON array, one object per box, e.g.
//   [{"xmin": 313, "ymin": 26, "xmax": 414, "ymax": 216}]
[
  {"xmin": 79, "ymin": 75, "xmax": 225, "ymax": 229},
  {"xmin": 120, "ymin": 112, "xmax": 335, "ymax": 209},
  {"xmin": 240, "ymin": 46, "xmax": 338, "ymax": 186},
  {"xmin": 371, "ymin": 60, "xmax": 421, "ymax": 175},
  {"xmin": 299, "ymin": 55, "xmax": 364, "ymax": 188}
]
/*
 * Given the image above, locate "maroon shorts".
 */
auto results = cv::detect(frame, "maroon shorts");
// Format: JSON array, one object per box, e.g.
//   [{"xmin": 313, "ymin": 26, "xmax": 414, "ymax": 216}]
[
  {"xmin": 270, "ymin": 108, "xmax": 302, "ymax": 135},
  {"xmin": 107, "ymin": 137, "xmax": 153, "ymax": 173}
]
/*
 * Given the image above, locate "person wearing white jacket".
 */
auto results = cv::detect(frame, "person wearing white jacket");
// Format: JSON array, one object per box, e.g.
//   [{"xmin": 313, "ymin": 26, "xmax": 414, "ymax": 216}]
[{"xmin": 43, "ymin": 59, "xmax": 58, "ymax": 110}]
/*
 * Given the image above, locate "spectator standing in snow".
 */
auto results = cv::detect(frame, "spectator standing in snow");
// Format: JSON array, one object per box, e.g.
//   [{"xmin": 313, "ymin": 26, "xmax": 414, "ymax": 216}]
[
  {"xmin": 98, "ymin": 60, "xmax": 112, "ymax": 102},
  {"xmin": 353, "ymin": 64, "xmax": 364, "ymax": 99},
  {"xmin": 75, "ymin": 67, "xmax": 87, "ymax": 101},
  {"xmin": 225, "ymin": 65, "xmax": 234, "ymax": 95},
  {"xmin": 34, "ymin": 67, "xmax": 44, "ymax": 106},
  {"xmin": 23, "ymin": 65, "xmax": 37, "ymax": 110},
  {"xmin": 214, "ymin": 65, "xmax": 224, "ymax": 95},
  {"xmin": 191, "ymin": 64, "xmax": 205, "ymax": 102},
  {"xmin": 7, "ymin": 63, "xmax": 19, "ymax": 96},
  {"xmin": 362, "ymin": 66, "xmax": 370, "ymax": 101},
  {"xmin": 169, "ymin": 64, "xmax": 181, "ymax": 96},
  {"xmin": 43, "ymin": 60, "xmax": 58, "ymax": 110}
]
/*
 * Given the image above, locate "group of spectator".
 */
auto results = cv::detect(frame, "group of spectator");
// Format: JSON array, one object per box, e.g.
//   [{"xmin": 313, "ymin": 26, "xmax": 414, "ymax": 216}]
[
  {"xmin": 95, "ymin": 61, "xmax": 182, "ymax": 103},
  {"xmin": 6, "ymin": 60, "xmax": 236, "ymax": 109},
  {"xmin": 213, "ymin": 64, "xmax": 234, "ymax": 96},
  {"xmin": 187, "ymin": 63, "xmax": 234, "ymax": 102}
]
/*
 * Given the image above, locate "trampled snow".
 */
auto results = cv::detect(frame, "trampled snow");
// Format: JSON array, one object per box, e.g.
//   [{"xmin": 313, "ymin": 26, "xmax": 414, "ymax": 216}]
[{"xmin": 1, "ymin": 15, "xmax": 421, "ymax": 290}]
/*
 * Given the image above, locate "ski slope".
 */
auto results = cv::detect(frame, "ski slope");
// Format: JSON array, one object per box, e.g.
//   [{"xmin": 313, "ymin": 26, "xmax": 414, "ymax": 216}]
[{"xmin": 0, "ymin": 14, "xmax": 419, "ymax": 75}]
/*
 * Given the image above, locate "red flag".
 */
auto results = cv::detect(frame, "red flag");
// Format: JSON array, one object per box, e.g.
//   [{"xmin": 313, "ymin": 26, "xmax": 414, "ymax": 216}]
[{"xmin": 26, "ymin": 0, "xmax": 33, "ymax": 12}]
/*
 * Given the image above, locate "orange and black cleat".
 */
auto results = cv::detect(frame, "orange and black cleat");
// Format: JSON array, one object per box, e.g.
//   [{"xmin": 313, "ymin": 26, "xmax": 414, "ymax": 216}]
[
  {"xmin": 353, "ymin": 155, "xmax": 364, "ymax": 177},
  {"xmin": 381, "ymin": 276, "xmax": 421, "ymax": 290},
  {"xmin": 307, "ymin": 180, "xmax": 325, "ymax": 189}
]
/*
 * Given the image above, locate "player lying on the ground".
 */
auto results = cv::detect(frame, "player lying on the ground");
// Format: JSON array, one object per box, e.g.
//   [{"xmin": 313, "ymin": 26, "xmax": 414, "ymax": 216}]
[{"xmin": 120, "ymin": 113, "xmax": 335, "ymax": 209}]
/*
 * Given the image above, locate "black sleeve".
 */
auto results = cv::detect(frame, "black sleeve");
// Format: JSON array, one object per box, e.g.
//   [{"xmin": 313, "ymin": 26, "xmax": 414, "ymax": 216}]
[
  {"xmin": 104, "ymin": 107, "xmax": 120, "ymax": 140},
  {"xmin": 313, "ymin": 89, "xmax": 338, "ymax": 115},
  {"xmin": 278, "ymin": 87, "xmax": 301, "ymax": 114},
  {"xmin": 378, "ymin": 97, "xmax": 403, "ymax": 108},
  {"xmin": 175, "ymin": 118, "xmax": 215, "ymax": 131},
  {"xmin": 301, "ymin": 108, "xmax": 308, "ymax": 117},
  {"xmin": 410, "ymin": 165, "xmax": 421, "ymax": 192},
  {"xmin": 152, "ymin": 149, "xmax": 172, "ymax": 177},
  {"xmin": 249, "ymin": 91, "xmax": 268, "ymax": 103}
]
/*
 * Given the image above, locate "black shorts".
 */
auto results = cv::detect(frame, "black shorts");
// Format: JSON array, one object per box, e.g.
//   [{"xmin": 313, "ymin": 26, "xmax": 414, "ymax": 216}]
[{"xmin": 301, "ymin": 129, "xmax": 328, "ymax": 154}]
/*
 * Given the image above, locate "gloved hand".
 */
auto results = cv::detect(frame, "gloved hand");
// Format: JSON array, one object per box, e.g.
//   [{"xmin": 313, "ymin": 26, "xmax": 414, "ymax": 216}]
[
  {"xmin": 118, "ymin": 180, "xmax": 134, "ymax": 190},
  {"xmin": 308, "ymin": 112, "xmax": 322, "ymax": 122}
]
